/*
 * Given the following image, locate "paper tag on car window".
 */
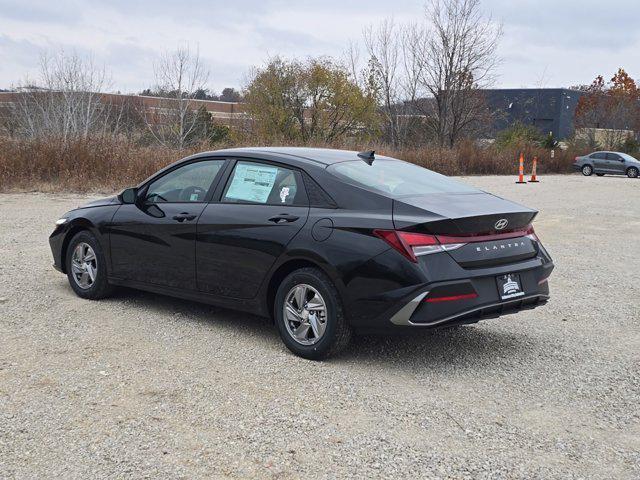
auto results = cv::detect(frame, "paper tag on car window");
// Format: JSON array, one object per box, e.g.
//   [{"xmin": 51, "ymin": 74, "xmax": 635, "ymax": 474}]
[
  {"xmin": 225, "ymin": 163, "xmax": 278, "ymax": 203},
  {"xmin": 280, "ymin": 186, "xmax": 290, "ymax": 203},
  {"xmin": 190, "ymin": 193, "xmax": 199, "ymax": 201}
]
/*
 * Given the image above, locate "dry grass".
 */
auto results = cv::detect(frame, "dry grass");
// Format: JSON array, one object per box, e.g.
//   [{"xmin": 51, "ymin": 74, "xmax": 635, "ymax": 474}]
[
  {"xmin": 0, "ymin": 136, "xmax": 582, "ymax": 193},
  {"xmin": 0, "ymin": 136, "xmax": 191, "ymax": 193},
  {"xmin": 377, "ymin": 141, "xmax": 581, "ymax": 176}
]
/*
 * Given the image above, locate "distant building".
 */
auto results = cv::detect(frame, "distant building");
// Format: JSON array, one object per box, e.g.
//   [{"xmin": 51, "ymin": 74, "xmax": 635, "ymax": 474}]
[
  {"xmin": 0, "ymin": 91, "xmax": 246, "ymax": 126},
  {"xmin": 482, "ymin": 88, "xmax": 584, "ymax": 140}
]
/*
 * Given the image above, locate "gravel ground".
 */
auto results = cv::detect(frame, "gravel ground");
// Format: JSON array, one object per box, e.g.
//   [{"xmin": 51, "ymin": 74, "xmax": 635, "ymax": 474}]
[{"xmin": 0, "ymin": 174, "xmax": 639, "ymax": 479}]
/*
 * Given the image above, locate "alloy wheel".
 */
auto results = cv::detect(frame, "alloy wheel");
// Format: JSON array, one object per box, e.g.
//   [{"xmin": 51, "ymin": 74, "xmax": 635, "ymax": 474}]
[
  {"xmin": 71, "ymin": 242, "xmax": 97, "ymax": 289},
  {"xmin": 628, "ymin": 168, "xmax": 639, "ymax": 178},
  {"xmin": 582, "ymin": 165, "xmax": 592, "ymax": 176},
  {"xmin": 283, "ymin": 284, "xmax": 328, "ymax": 346}
]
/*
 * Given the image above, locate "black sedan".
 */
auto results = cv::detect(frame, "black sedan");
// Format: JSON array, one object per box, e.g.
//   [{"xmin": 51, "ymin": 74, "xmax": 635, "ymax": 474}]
[{"xmin": 50, "ymin": 148, "xmax": 554, "ymax": 359}]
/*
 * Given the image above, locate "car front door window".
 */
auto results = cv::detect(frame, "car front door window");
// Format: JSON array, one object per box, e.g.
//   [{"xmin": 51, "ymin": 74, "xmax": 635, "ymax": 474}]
[{"xmin": 146, "ymin": 160, "xmax": 225, "ymax": 203}]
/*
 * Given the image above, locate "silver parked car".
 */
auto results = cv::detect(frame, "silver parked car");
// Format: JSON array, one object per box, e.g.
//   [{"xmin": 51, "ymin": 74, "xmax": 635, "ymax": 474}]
[{"xmin": 573, "ymin": 151, "xmax": 640, "ymax": 178}]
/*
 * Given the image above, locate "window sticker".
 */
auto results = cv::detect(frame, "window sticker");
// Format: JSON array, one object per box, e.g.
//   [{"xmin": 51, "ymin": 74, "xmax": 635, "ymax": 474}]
[
  {"xmin": 190, "ymin": 193, "xmax": 199, "ymax": 201},
  {"xmin": 226, "ymin": 163, "xmax": 278, "ymax": 203},
  {"xmin": 279, "ymin": 186, "xmax": 290, "ymax": 203}
]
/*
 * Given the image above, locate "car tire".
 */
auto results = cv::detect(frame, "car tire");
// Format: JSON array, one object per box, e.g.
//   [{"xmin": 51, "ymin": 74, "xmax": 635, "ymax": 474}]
[
  {"xmin": 274, "ymin": 267, "xmax": 352, "ymax": 360},
  {"xmin": 581, "ymin": 165, "xmax": 593, "ymax": 176},
  {"xmin": 596, "ymin": 173, "xmax": 605, "ymax": 176},
  {"xmin": 65, "ymin": 231, "xmax": 114, "ymax": 300},
  {"xmin": 627, "ymin": 167, "xmax": 639, "ymax": 178}
]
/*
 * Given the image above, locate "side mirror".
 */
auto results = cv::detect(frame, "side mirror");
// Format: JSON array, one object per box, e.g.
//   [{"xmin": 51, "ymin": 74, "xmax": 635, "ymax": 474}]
[{"xmin": 118, "ymin": 187, "xmax": 138, "ymax": 204}]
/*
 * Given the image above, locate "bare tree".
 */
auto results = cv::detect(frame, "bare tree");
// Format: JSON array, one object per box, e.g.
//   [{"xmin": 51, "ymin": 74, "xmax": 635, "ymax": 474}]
[
  {"xmin": 363, "ymin": 19, "xmax": 405, "ymax": 147},
  {"xmin": 145, "ymin": 46, "xmax": 210, "ymax": 149},
  {"xmin": 12, "ymin": 51, "xmax": 115, "ymax": 141},
  {"xmin": 407, "ymin": 0, "xmax": 501, "ymax": 147}
]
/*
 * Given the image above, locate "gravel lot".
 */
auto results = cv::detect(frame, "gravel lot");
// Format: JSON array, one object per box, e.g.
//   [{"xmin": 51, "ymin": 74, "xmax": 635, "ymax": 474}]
[{"xmin": 1, "ymin": 174, "xmax": 639, "ymax": 479}]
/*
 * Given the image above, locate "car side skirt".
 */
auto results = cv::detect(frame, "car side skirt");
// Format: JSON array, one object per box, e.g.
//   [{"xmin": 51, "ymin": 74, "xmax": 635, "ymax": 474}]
[{"xmin": 107, "ymin": 276, "xmax": 268, "ymax": 317}]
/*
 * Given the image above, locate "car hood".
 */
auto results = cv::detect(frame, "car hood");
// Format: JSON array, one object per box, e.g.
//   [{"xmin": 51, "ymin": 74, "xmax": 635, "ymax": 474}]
[{"xmin": 76, "ymin": 195, "xmax": 120, "ymax": 209}]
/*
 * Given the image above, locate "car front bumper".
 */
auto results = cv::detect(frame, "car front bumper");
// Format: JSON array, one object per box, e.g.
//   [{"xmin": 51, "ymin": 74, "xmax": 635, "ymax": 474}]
[{"xmin": 49, "ymin": 225, "xmax": 67, "ymax": 273}]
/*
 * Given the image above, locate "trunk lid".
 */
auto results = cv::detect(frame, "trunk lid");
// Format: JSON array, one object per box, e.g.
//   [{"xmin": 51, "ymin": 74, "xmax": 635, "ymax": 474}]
[
  {"xmin": 393, "ymin": 192, "xmax": 537, "ymax": 235},
  {"xmin": 393, "ymin": 192, "xmax": 538, "ymax": 268}
]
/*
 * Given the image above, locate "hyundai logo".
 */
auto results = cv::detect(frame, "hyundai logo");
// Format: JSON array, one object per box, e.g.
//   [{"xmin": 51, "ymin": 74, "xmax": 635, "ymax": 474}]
[{"xmin": 494, "ymin": 219, "xmax": 509, "ymax": 230}]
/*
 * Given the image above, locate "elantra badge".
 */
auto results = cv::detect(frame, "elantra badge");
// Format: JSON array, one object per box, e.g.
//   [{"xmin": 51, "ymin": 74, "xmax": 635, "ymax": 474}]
[{"xmin": 494, "ymin": 218, "xmax": 508, "ymax": 230}]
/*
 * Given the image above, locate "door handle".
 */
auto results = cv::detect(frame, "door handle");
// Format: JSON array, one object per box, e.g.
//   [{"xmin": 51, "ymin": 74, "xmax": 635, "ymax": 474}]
[
  {"xmin": 268, "ymin": 213, "xmax": 300, "ymax": 224},
  {"xmin": 172, "ymin": 212, "xmax": 197, "ymax": 222}
]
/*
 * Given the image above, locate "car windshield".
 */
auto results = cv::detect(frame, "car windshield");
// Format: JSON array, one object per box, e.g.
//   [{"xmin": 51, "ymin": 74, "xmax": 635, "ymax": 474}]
[
  {"xmin": 327, "ymin": 159, "xmax": 480, "ymax": 197},
  {"xmin": 620, "ymin": 153, "xmax": 638, "ymax": 162}
]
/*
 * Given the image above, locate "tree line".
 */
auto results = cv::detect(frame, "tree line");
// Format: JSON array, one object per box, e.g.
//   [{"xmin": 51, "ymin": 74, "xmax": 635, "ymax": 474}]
[
  {"xmin": 1, "ymin": 0, "xmax": 638, "ymax": 155},
  {"xmin": 573, "ymin": 68, "xmax": 640, "ymax": 151},
  {"xmin": 1, "ymin": 0, "xmax": 508, "ymax": 151}
]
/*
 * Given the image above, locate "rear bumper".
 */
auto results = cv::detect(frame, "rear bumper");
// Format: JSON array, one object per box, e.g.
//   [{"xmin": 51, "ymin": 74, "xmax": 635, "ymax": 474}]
[
  {"xmin": 350, "ymin": 255, "xmax": 553, "ymax": 333},
  {"xmin": 390, "ymin": 291, "xmax": 549, "ymax": 327},
  {"xmin": 390, "ymin": 262, "xmax": 552, "ymax": 327}
]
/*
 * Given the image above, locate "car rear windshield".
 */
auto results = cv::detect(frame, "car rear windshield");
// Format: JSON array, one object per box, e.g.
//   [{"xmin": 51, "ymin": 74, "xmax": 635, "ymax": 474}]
[{"xmin": 327, "ymin": 159, "xmax": 480, "ymax": 197}]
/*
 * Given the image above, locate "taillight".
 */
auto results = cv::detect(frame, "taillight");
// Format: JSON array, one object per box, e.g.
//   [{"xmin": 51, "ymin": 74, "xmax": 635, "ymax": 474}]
[
  {"xmin": 373, "ymin": 230, "xmax": 465, "ymax": 262},
  {"xmin": 525, "ymin": 225, "xmax": 539, "ymax": 242},
  {"xmin": 374, "ymin": 225, "xmax": 539, "ymax": 263}
]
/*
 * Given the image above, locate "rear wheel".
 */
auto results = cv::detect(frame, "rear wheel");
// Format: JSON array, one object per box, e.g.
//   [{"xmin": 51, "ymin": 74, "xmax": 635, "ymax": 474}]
[
  {"xmin": 274, "ymin": 267, "xmax": 352, "ymax": 360},
  {"xmin": 627, "ymin": 167, "xmax": 639, "ymax": 178},
  {"xmin": 581, "ymin": 165, "xmax": 593, "ymax": 176},
  {"xmin": 66, "ymin": 231, "xmax": 114, "ymax": 300}
]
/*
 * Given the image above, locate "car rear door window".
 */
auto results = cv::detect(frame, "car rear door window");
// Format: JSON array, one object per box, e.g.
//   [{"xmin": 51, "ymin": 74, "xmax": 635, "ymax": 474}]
[
  {"xmin": 222, "ymin": 161, "xmax": 305, "ymax": 205},
  {"xmin": 591, "ymin": 152, "xmax": 607, "ymax": 159},
  {"xmin": 145, "ymin": 160, "xmax": 225, "ymax": 203},
  {"xmin": 327, "ymin": 159, "xmax": 479, "ymax": 197}
]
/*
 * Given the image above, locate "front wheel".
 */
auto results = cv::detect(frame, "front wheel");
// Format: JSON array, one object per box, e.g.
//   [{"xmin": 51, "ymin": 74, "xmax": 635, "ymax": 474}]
[
  {"xmin": 627, "ymin": 167, "xmax": 639, "ymax": 178},
  {"xmin": 581, "ymin": 165, "xmax": 593, "ymax": 176},
  {"xmin": 66, "ymin": 231, "xmax": 114, "ymax": 300},
  {"xmin": 274, "ymin": 267, "xmax": 352, "ymax": 360}
]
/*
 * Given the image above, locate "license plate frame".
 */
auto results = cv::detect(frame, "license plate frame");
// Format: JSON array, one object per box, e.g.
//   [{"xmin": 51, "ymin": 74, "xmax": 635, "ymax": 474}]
[{"xmin": 496, "ymin": 273, "xmax": 525, "ymax": 301}]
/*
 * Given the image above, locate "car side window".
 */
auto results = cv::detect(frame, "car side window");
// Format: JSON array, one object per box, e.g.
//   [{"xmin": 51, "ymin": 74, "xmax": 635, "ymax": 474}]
[
  {"xmin": 222, "ymin": 161, "xmax": 306, "ymax": 206},
  {"xmin": 145, "ymin": 160, "xmax": 225, "ymax": 203},
  {"xmin": 607, "ymin": 153, "xmax": 622, "ymax": 161},
  {"xmin": 591, "ymin": 152, "xmax": 607, "ymax": 159}
]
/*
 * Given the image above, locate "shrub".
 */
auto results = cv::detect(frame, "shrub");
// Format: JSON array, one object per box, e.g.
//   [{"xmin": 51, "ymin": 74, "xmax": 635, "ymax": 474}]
[
  {"xmin": 495, "ymin": 122, "xmax": 542, "ymax": 150},
  {"xmin": 621, "ymin": 136, "xmax": 640, "ymax": 155}
]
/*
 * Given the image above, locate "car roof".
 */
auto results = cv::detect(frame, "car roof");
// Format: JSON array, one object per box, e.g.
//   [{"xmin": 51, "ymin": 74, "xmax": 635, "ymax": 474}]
[
  {"xmin": 138, "ymin": 147, "xmax": 398, "ymax": 188},
  {"xmin": 190, "ymin": 147, "xmax": 393, "ymax": 167}
]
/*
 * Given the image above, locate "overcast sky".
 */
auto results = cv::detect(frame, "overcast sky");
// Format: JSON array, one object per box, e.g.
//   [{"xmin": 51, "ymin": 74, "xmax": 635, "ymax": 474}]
[{"xmin": 1, "ymin": 0, "xmax": 639, "ymax": 94}]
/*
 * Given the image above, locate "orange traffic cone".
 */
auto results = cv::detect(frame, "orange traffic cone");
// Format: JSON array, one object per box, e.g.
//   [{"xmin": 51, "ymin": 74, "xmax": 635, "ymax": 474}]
[
  {"xmin": 529, "ymin": 156, "xmax": 539, "ymax": 183},
  {"xmin": 516, "ymin": 153, "xmax": 527, "ymax": 184}
]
